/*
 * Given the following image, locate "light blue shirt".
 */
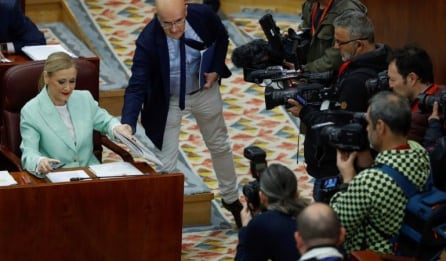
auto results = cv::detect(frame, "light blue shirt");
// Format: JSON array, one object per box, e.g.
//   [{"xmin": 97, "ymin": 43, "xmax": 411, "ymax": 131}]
[{"xmin": 167, "ymin": 21, "xmax": 202, "ymax": 96}]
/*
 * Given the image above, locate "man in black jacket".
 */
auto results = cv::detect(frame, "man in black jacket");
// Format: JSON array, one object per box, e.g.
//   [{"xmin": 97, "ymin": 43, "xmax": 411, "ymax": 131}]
[{"xmin": 287, "ymin": 11, "xmax": 390, "ymax": 201}]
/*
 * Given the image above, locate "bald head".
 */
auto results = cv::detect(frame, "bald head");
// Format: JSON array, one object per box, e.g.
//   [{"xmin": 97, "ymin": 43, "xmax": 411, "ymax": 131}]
[
  {"xmin": 155, "ymin": 0, "xmax": 187, "ymax": 39},
  {"xmin": 155, "ymin": 0, "xmax": 186, "ymax": 14},
  {"xmin": 297, "ymin": 203, "xmax": 343, "ymax": 248}
]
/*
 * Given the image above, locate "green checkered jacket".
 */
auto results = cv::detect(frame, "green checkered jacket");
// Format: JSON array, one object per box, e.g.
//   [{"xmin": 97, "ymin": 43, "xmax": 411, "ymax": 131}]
[{"xmin": 330, "ymin": 140, "xmax": 430, "ymax": 254}]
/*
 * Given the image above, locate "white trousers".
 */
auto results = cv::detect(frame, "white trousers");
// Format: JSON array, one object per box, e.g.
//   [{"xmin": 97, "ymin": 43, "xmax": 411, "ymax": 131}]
[{"xmin": 154, "ymin": 84, "xmax": 239, "ymax": 203}]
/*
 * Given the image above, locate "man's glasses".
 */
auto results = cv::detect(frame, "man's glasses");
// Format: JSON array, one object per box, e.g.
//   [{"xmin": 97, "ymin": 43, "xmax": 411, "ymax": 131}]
[
  {"xmin": 335, "ymin": 37, "xmax": 369, "ymax": 47},
  {"xmin": 159, "ymin": 17, "xmax": 186, "ymax": 29}
]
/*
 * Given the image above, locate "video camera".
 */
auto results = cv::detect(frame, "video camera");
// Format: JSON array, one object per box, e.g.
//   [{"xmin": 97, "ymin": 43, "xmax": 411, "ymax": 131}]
[
  {"xmin": 364, "ymin": 70, "xmax": 390, "ymax": 95},
  {"xmin": 246, "ymin": 65, "xmax": 335, "ymax": 110},
  {"xmin": 259, "ymin": 13, "xmax": 310, "ymax": 70},
  {"xmin": 231, "ymin": 14, "xmax": 311, "ymax": 76},
  {"xmin": 312, "ymin": 111, "xmax": 368, "ymax": 152},
  {"xmin": 242, "ymin": 146, "xmax": 267, "ymax": 214},
  {"xmin": 417, "ymin": 90, "xmax": 446, "ymax": 116}
]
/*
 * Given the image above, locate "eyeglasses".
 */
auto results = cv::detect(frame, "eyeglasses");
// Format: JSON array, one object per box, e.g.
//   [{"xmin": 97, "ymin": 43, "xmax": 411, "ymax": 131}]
[
  {"xmin": 159, "ymin": 17, "xmax": 186, "ymax": 29},
  {"xmin": 335, "ymin": 37, "xmax": 369, "ymax": 47}
]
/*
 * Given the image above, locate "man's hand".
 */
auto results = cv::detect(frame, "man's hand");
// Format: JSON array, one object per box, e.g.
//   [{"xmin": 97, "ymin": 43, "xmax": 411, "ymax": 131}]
[
  {"xmin": 336, "ymin": 149, "xmax": 357, "ymax": 183},
  {"xmin": 428, "ymin": 101, "xmax": 441, "ymax": 121},
  {"xmin": 203, "ymin": 72, "xmax": 219, "ymax": 89},
  {"xmin": 287, "ymin": 98, "xmax": 304, "ymax": 117}
]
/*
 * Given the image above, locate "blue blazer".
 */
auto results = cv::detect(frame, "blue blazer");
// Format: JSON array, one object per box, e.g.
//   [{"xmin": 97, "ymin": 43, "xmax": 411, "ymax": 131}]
[
  {"xmin": 0, "ymin": 0, "xmax": 46, "ymax": 54},
  {"xmin": 121, "ymin": 4, "xmax": 231, "ymax": 149},
  {"xmin": 20, "ymin": 88, "xmax": 120, "ymax": 173}
]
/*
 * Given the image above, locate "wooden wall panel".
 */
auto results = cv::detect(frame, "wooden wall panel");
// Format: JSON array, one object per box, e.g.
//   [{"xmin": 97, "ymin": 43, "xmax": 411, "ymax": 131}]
[
  {"xmin": 361, "ymin": 0, "xmax": 446, "ymax": 84},
  {"xmin": 221, "ymin": 0, "xmax": 304, "ymax": 15}
]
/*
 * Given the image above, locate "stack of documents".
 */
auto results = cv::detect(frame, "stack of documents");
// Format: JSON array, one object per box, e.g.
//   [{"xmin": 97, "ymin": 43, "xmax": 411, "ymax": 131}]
[
  {"xmin": 89, "ymin": 162, "xmax": 143, "ymax": 178},
  {"xmin": 47, "ymin": 170, "xmax": 90, "ymax": 183},
  {"xmin": 0, "ymin": 171, "xmax": 17, "ymax": 186},
  {"xmin": 115, "ymin": 132, "xmax": 163, "ymax": 167}
]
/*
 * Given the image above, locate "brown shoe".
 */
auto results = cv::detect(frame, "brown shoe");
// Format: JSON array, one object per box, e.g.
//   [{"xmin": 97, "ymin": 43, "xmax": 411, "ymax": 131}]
[{"xmin": 222, "ymin": 199, "xmax": 243, "ymax": 228}]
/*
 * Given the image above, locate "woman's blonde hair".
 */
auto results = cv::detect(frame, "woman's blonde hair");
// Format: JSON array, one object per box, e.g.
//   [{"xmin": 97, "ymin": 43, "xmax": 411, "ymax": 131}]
[{"xmin": 38, "ymin": 52, "xmax": 77, "ymax": 91}]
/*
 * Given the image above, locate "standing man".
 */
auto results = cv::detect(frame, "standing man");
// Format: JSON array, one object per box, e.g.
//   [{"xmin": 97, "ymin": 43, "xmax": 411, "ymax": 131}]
[
  {"xmin": 299, "ymin": 0, "xmax": 367, "ymax": 73},
  {"xmin": 387, "ymin": 45, "xmax": 446, "ymax": 144},
  {"xmin": 121, "ymin": 0, "xmax": 242, "ymax": 227},
  {"xmin": 288, "ymin": 11, "xmax": 391, "ymax": 201},
  {"xmin": 330, "ymin": 91, "xmax": 430, "ymax": 254},
  {"xmin": 295, "ymin": 203, "xmax": 345, "ymax": 261},
  {"xmin": 0, "ymin": 0, "xmax": 46, "ymax": 58}
]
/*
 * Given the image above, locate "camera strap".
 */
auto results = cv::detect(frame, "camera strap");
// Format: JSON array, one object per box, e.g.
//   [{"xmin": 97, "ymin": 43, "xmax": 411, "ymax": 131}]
[{"xmin": 310, "ymin": 0, "xmax": 334, "ymax": 36}]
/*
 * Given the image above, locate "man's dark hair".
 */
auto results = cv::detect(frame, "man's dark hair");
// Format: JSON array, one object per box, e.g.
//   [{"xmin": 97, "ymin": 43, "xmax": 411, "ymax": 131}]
[
  {"xmin": 297, "ymin": 203, "xmax": 340, "ymax": 246},
  {"xmin": 368, "ymin": 91, "xmax": 411, "ymax": 136},
  {"xmin": 390, "ymin": 45, "xmax": 434, "ymax": 84}
]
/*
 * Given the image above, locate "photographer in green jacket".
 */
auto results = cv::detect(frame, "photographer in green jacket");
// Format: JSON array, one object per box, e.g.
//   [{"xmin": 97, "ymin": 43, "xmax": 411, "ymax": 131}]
[{"xmin": 299, "ymin": 0, "xmax": 367, "ymax": 73}]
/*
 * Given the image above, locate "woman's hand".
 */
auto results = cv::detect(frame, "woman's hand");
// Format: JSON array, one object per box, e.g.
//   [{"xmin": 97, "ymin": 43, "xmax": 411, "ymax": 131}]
[
  {"xmin": 239, "ymin": 196, "xmax": 253, "ymax": 227},
  {"xmin": 37, "ymin": 157, "xmax": 61, "ymax": 174},
  {"xmin": 113, "ymin": 124, "xmax": 133, "ymax": 141}
]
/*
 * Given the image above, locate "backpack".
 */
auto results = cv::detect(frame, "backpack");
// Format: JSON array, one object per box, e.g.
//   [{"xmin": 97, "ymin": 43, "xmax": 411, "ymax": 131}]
[{"xmin": 376, "ymin": 164, "xmax": 446, "ymax": 261}]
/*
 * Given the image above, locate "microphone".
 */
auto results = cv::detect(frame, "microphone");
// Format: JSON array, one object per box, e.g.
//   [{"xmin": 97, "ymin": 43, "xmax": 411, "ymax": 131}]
[{"xmin": 70, "ymin": 174, "xmax": 146, "ymax": 181}]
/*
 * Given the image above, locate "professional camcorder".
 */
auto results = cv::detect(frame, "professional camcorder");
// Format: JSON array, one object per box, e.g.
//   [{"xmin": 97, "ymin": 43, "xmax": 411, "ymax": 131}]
[
  {"xmin": 417, "ymin": 90, "xmax": 446, "ymax": 116},
  {"xmin": 247, "ymin": 66, "xmax": 335, "ymax": 110},
  {"xmin": 242, "ymin": 146, "xmax": 267, "ymax": 214},
  {"xmin": 264, "ymin": 83, "xmax": 336, "ymax": 110},
  {"xmin": 259, "ymin": 13, "xmax": 311, "ymax": 70},
  {"xmin": 312, "ymin": 111, "xmax": 368, "ymax": 152},
  {"xmin": 231, "ymin": 14, "xmax": 311, "ymax": 76},
  {"xmin": 364, "ymin": 70, "xmax": 390, "ymax": 95}
]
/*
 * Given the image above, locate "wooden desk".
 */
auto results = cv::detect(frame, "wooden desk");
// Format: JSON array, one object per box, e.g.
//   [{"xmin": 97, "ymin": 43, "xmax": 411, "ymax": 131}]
[{"xmin": 0, "ymin": 166, "xmax": 184, "ymax": 261}]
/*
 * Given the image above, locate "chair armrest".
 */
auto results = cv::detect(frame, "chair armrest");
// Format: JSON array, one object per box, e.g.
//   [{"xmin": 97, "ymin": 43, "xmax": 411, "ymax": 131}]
[
  {"xmin": 101, "ymin": 136, "xmax": 135, "ymax": 164},
  {"xmin": 0, "ymin": 145, "xmax": 23, "ymax": 171}
]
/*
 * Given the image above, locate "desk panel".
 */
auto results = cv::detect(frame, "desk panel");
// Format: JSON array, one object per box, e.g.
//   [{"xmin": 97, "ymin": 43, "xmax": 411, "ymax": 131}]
[{"xmin": 0, "ymin": 173, "xmax": 183, "ymax": 261}]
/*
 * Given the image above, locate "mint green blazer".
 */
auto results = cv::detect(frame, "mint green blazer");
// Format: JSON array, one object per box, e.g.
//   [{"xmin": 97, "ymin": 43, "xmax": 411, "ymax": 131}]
[{"xmin": 20, "ymin": 88, "xmax": 120, "ymax": 174}]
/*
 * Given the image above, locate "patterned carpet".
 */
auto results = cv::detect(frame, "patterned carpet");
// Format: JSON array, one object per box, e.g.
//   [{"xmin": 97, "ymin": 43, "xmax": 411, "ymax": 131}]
[{"xmin": 51, "ymin": 1, "xmax": 311, "ymax": 260}]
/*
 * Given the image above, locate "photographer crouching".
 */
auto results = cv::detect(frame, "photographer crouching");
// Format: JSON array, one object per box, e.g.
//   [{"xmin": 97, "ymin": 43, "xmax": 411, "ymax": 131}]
[
  {"xmin": 235, "ymin": 163, "xmax": 308, "ymax": 261},
  {"xmin": 287, "ymin": 11, "xmax": 391, "ymax": 202}
]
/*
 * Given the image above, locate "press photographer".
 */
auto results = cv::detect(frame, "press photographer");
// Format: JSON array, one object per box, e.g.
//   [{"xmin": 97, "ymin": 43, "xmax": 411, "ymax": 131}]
[
  {"xmin": 387, "ymin": 45, "xmax": 446, "ymax": 144},
  {"xmin": 330, "ymin": 91, "xmax": 431, "ymax": 255},
  {"xmin": 236, "ymin": 163, "xmax": 308, "ymax": 261},
  {"xmin": 287, "ymin": 11, "xmax": 391, "ymax": 201},
  {"xmin": 299, "ymin": 0, "xmax": 366, "ymax": 73}
]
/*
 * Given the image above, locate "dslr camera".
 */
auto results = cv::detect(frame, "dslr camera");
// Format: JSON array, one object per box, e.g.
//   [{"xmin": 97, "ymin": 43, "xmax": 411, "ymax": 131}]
[
  {"xmin": 417, "ymin": 90, "xmax": 446, "ymax": 116},
  {"xmin": 242, "ymin": 146, "xmax": 267, "ymax": 214}
]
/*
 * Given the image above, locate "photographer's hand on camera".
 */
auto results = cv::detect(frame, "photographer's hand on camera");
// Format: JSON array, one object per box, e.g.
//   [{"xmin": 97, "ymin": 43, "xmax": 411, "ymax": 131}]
[
  {"xmin": 286, "ymin": 98, "xmax": 304, "ymax": 117},
  {"xmin": 336, "ymin": 149, "xmax": 357, "ymax": 184},
  {"xmin": 240, "ymin": 196, "xmax": 253, "ymax": 227},
  {"xmin": 428, "ymin": 101, "xmax": 441, "ymax": 121}
]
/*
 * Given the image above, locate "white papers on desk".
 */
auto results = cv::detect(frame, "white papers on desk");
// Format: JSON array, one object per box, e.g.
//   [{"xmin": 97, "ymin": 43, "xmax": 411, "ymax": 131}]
[
  {"xmin": 21, "ymin": 44, "xmax": 77, "ymax": 61},
  {"xmin": 47, "ymin": 170, "xmax": 90, "ymax": 183},
  {"xmin": 0, "ymin": 171, "xmax": 17, "ymax": 186},
  {"xmin": 115, "ymin": 132, "xmax": 163, "ymax": 167},
  {"xmin": 89, "ymin": 162, "xmax": 143, "ymax": 178}
]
